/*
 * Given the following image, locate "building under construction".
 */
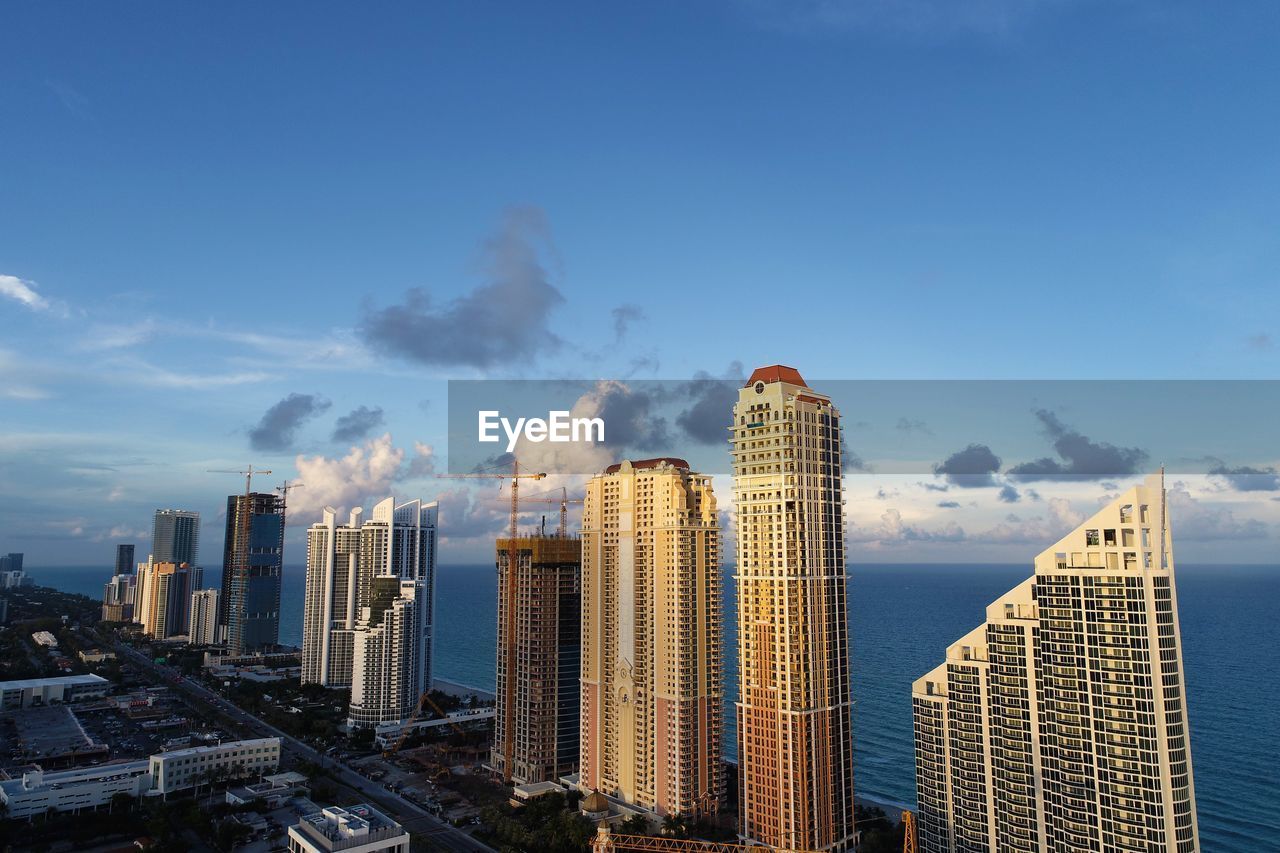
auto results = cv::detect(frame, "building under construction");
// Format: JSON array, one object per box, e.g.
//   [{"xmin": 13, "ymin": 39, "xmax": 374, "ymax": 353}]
[{"xmin": 491, "ymin": 535, "xmax": 582, "ymax": 785}]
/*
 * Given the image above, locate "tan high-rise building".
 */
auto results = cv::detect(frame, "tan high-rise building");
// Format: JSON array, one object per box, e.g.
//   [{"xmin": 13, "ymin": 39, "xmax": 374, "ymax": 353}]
[
  {"xmin": 733, "ymin": 366, "xmax": 856, "ymax": 851},
  {"xmin": 912, "ymin": 474, "xmax": 1198, "ymax": 852},
  {"xmin": 580, "ymin": 458, "xmax": 723, "ymax": 819},
  {"xmin": 135, "ymin": 559, "xmax": 201, "ymax": 640},
  {"xmin": 491, "ymin": 535, "xmax": 582, "ymax": 785}
]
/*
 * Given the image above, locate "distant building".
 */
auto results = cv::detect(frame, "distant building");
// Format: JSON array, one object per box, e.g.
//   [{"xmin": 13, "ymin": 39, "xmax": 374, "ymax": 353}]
[
  {"xmin": 580, "ymin": 458, "xmax": 723, "ymax": 820},
  {"xmin": 348, "ymin": 577, "xmax": 422, "ymax": 729},
  {"xmin": 0, "ymin": 674, "xmax": 111, "ymax": 709},
  {"xmin": 912, "ymin": 475, "xmax": 1199, "ymax": 852},
  {"xmin": 0, "ymin": 761, "xmax": 153, "ymax": 820},
  {"xmin": 148, "ymin": 737, "xmax": 281, "ymax": 795},
  {"xmin": 304, "ymin": 498, "xmax": 436, "ymax": 715},
  {"xmin": 288, "ymin": 804, "xmax": 409, "ymax": 853},
  {"xmin": 190, "ymin": 588, "xmax": 220, "ymax": 645},
  {"xmin": 103, "ymin": 572, "xmax": 137, "ymax": 622},
  {"xmin": 135, "ymin": 560, "xmax": 201, "ymax": 639},
  {"xmin": 733, "ymin": 367, "xmax": 856, "ymax": 851},
  {"xmin": 115, "ymin": 543, "xmax": 136, "ymax": 576},
  {"xmin": 221, "ymin": 492, "xmax": 285, "ymax": 654},
  {"xmin": 78, "ymin": 649, "xmax": 115, "ymax": 664},
  {"xmin": 491, "ymin": 535, "xmax": 581, "ymax": 785},
  {"xmin": 151, "ymin": 510, "xmax": 200, "ymax": 566},
  {"xmin": 0, "ymin": 552, "xmax": 23, "ymax": 573},
  {"xmin": 32, "ymin": 630, "xmax": 58, "ymax": 648}
]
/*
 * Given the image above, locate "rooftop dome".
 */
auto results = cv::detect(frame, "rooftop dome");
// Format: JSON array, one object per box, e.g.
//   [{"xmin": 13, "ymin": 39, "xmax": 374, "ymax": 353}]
[{"xmin": 581, "ymin": 790, "xmax": 609, "ymax": 814}]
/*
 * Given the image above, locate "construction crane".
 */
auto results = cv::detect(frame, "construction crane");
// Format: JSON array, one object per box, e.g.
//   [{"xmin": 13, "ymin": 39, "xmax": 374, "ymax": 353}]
[
  {"xmin": 276, "ymin": 479, "xmax": 304, "ymax": 515},
  {"xmin": 519, "ymin": 486, "xmax": 583, "ymax": 537},
  {"xmin": 437, "ymin": 457, "xmax": 545, "ymax": 783},
  {"xmin": 902, "ymin": 810, "xmax": 917, "ymax": 853},
  {"xmin": 590, "ymin": 825, "xmax": 812, "ymax": 853},
  {"xmin": 383, "ymin": 689, "xmax": 467, "ymax": 758},
  {"xmin": 207, "ymin": 465, "xmax": 272, "ymax": 655}
]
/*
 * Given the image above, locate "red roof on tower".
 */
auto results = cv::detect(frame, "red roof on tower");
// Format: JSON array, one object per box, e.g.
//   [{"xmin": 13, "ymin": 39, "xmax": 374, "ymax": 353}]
[{"xmin": 744, "ymin": 365, "xmax": 808, "ymax": 388}]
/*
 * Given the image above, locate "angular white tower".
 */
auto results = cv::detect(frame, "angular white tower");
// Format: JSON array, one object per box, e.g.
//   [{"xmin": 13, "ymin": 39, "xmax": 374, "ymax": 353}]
[{"xmin": 913, "ymin": 473, "xmax": 1198, "ymax": 852}]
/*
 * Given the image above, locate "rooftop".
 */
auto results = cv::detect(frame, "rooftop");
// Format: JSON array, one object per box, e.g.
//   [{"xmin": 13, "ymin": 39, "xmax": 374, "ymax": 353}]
[
  {"xmin": 745, "ymin": 364, "xmax": 807, "ymax": 388},
  {"xmin": 603, "ymin": 457, "xmax": 690, "ymax": 474},
  {"xmin": 0, "ymin": 673, "xmax": 109, "ymax": 691},
  {"xmin": 294, "ymin": 804, "xmax": 405, "ymax": 850}
]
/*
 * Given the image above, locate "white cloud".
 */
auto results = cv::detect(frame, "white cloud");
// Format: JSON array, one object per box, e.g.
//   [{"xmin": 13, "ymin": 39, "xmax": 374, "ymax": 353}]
[
  {"xmin": 102, "ymin": 355, "xmax": 275, "ymax": 389},
  {"xmin": 290, "ymin": 433, "xmax": 406, "ymax": 521},
  {"xmin": 1167, "ymin": 482, "xmax": 1270, "ymax": 541},
  {"xmin": 0, "ymin": 274, "xmax": 51, "ymax": 311}
]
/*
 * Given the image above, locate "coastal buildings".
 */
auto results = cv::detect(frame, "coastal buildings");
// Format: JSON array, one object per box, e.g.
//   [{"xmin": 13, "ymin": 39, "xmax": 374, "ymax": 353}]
[
  {"xmin": 1, "ymin": 553, "xmax": 30, "ymax": 589},
  {"xmin": 303, "ymin": 498, "xmax": 438, "ymax": 699},
  {"xmin": 190, "ymin": 587, "xmax": 220, "ymax": 645},
  {"xmin": 288, "ymin": 805, "xmax": 409, "ymax": 853},
  {"xmin": 221, "ymin": 492, "xmax": 286, "ymax": 654},
  {"xmin": 102, "ymin": 571, "xmax": 136, "ymax": 622},
  {"xmin": 328, "ymin": 498, "xmax": 437, "ymax": 729},
  {"xmin": 491, "ymin": 535, "xmax": 582, "ymax": 785},
  {"xmin": 114, "ymin": 543, "xmax": 135, "ymax": 576},
  {"xmin": 151, "ymin": 510, "xmax": 199, "ymax": 565},
  {"xmin": 912, "ymin": 475, "xmax": 1198, "ymax": 852},
  {"xmin": 135, "ymin": 559, "xmax": 201, "ymax": 639},
  {"xmin": 580, "ymin": 458, "xmax": 723, "ymax": 819},
  {"xmin": 302, "ymin": 507, "xmax": 366, "ymax": 686},
  {"xmin": 733, "ymin": 366, "xmax": 856, "ymax": 851}
]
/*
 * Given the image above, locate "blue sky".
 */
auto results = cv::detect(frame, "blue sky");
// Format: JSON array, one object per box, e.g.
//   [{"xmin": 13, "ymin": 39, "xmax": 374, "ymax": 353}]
[{"xmin": 2, "ymin": 0, "xmax": 1278, "ymax": 566}]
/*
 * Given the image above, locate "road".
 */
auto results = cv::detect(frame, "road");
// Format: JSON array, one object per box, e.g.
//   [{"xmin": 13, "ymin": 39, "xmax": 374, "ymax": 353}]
[{"xmin": 111, "ymin": 641, "xmax": 494, "ymax": 852}]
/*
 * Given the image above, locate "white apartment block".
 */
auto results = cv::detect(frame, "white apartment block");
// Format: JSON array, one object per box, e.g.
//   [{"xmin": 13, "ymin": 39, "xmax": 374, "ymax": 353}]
[
  {"xmin": 913, "ymin": 475, "xmax": 1198, "ymax": 853},
  {"xmin": 287, "ymin": 805, "xmax": 409, "ymax": 853},
  {"xmin": 0, "ymin": 674, "xmax": 110, "ymax": 709},
  {"xmin": 303, "ymin": 498, "xmax": 436, "ymax": 692},
  {"xmin": 190, "ymin": 587, "xmax": 220, "ymax": 645},
  {"xmin": 348, "ymin": 577, "xmax": 423, "ymax": 729},
  {"xmin": 148, "ymin": 737, "xmax": 281, "ymax": 794},
  {"xmin": 0, "ymin": 761, "xmax": 152, "ymax": 820}
]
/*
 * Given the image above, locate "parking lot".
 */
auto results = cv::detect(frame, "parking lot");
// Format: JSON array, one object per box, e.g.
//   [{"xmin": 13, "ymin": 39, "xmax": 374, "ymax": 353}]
[{"xmin": 0, "ymin": 705, "xmax": 107, "ymax": 766}]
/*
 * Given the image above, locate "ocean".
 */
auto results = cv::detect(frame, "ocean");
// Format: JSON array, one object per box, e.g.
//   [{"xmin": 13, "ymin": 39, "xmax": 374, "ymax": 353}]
[{"xmin": 29, "ymin": 561, "xmax": 1279, "ymax": 851}]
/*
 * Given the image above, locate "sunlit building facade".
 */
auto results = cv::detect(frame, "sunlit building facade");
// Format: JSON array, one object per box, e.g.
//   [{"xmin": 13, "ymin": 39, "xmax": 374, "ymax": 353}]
[
  {"xmin": 733, "ymin": 366, "xmax": 856, "ymax": 851},
  {"xmin": 912, "ymin": 475, "xmax": 1199, "ymax": 852},
  {"xmin": 580, "ymin": 458, "xmax": 723, "ymax": 819}
]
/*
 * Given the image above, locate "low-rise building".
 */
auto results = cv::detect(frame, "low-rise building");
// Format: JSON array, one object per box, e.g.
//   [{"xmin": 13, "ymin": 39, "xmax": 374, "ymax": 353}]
[
  {"xmin": 288, "ymin": 804, "xmax": 410, "ymax": 853},
  {"xmin": 78, "ymin": 649, "xmax": 116, "ymax": 664},
  {"xmin": 0, "ymin": 674, "xmax": 111, "ymax": 709},
  {"xmin": 32, "ymin": 630, "xmax": 58, "ymax": 649},
  {"xmin": 149, "ymin": 737, "xmax": 281, "ymax": 794},
  {"xmin": 225, "ymin": 771, "xmax": 309, "ymax": 807},
  {"xmin": 0, "ymin": 761, "xmax": 152, "ymax": 819}
]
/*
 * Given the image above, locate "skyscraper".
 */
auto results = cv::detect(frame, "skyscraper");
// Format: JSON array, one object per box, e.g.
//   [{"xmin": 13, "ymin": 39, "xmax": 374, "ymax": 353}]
[
  {"xmin": 580, "ymin": 458, "xmax": 723, "ymax": 819},
  {"xmin": 135, "ymin": 559, "xmax": 201, "ymax": 639},
  {"xmin": 114, "ymin": 544, "xmax": 135, "ymax": 576},
  {"xmin": 151, "ymin": 510, "xmax": 200, "ymax": 565},
  {"xmin": 302, "ymin": 507, "xmax": 365, "ymax": 686},
  {"xmin": 912, "ymin": 475, "xmax": 1198, "ymax": 852},
  {"xmin": 221, "ymin": 493, "xmax": 285, "ymax": 654},
  {"xmin": 491, "ymin": 535, "xmax": 581, "ymax": 785},
  {"xmin": 303, "ymin": 498, "xmax": 437, "ymax": 697},
  {"xmin": 733, "ymin": 366, "xmax": 855, "ymax": 851},
  {"xmin": 190, "ymin": 588, "xmax": 220, "ymax": 646},
  {"xmin": 348, "ymin": 576, "xmax": 423, "ymax": 730}
]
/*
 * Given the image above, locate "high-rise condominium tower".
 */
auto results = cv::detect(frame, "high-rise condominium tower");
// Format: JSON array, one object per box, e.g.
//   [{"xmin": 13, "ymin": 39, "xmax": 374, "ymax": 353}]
[
  {"xmin": 115, "ymin": 544, "xmax": 135, "ymax": 576},
  {"xmin": 190, "ymin": 588, "xmax": 220, "ymax": 646},
  {"xmin": 221, "ymin": 492, "xmax": 285, "ymax": 654},
  {"xmin": 913, "ymin": 475, "xmax": 1198, "ymax": 853},
  {"xmin": 135, "ymin": 559, "xmax": 201, "ymax": 639},
  {"xmin": 151, "ymin": 510, "xmax": 199, "ymax": 565},
  {"xmin": 733, "ymin": 366, "xmax": 855, "ymax": 851},
  {"xmin": 580, "ymin": 458, "xmax": 722, "ymax": 819},
  {"xmin": 303, "ymin": 498, "xmax": 438, "ymax": 697},
  {"xmin": 491, "ymin": 535, "xmax": 582, "ymax": 785}
]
